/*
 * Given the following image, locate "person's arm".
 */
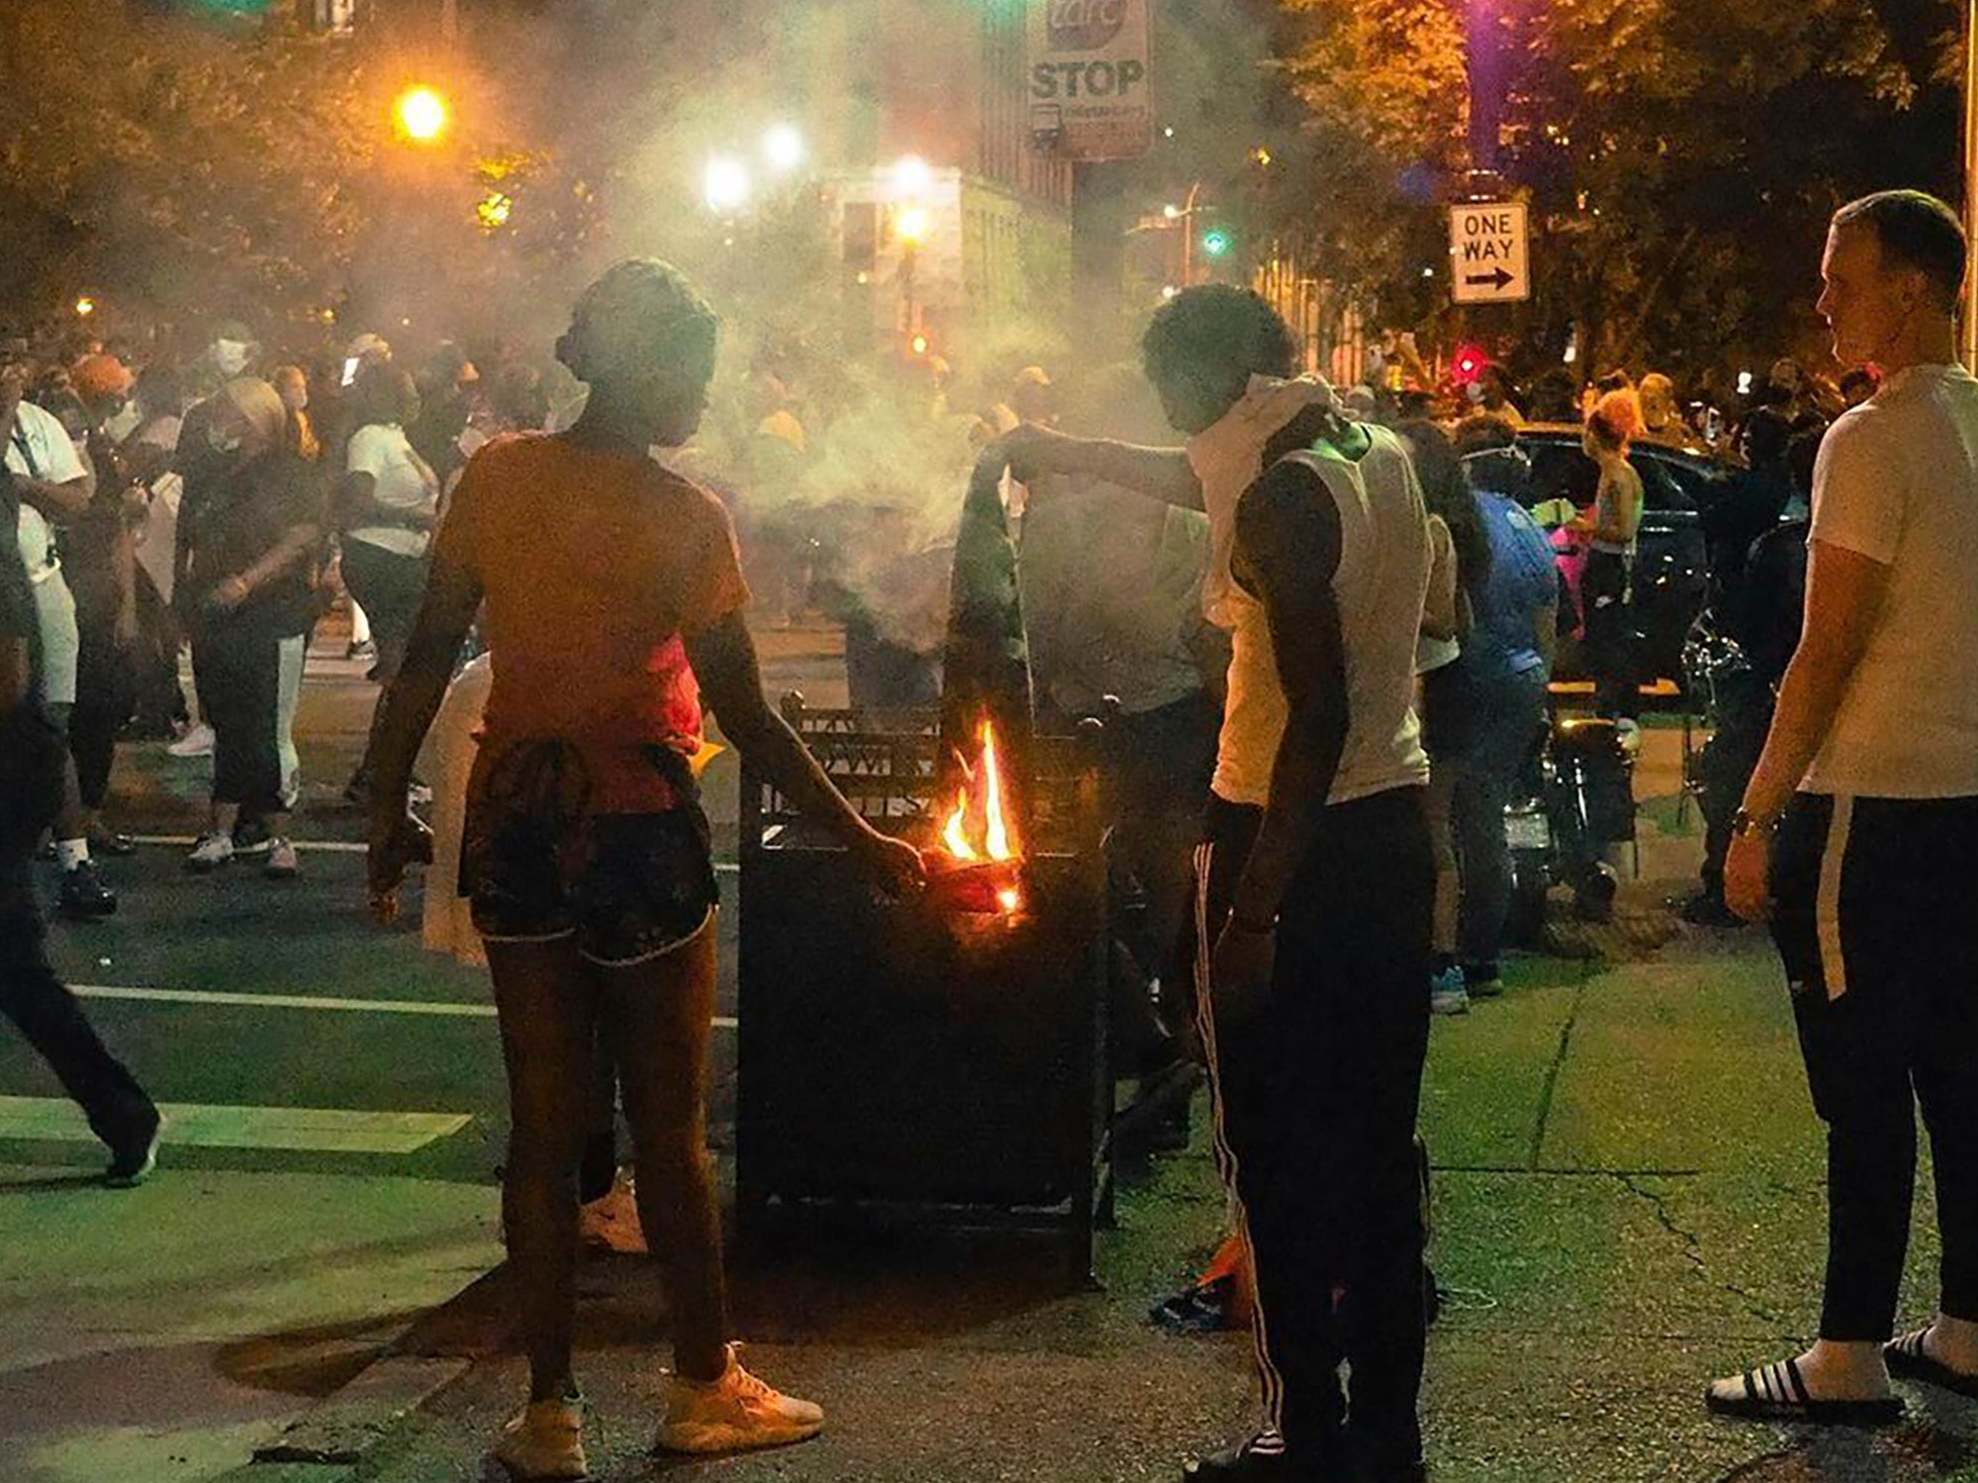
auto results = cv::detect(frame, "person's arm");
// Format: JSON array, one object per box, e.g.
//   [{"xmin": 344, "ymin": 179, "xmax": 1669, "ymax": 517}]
[
  {"xmin": 1420, "ymin": 515, "xmax": 1459, "ymax": 643},
  {"xmin": 1534, "ymin": 598, "xmax": 1559, "ymax": 674},
  {"xmin": 1225, "ymin": 461, "xmax": 1349, "ymax": 930},
  {"xmin": 338, "ymin": 470, "xmax": 437, "ymax": 531},
  {"xmin": 1001, "ymin": 424, "xmax": 1202, "ymax": 510},
  {"xmin": 1734, "ymin": 538, "xmax": 1889, "ymax": 826},
  {"xmin": 10, "ymin": 407, "xmax": 95, "ymax": 518},
  {"xmin": 685, "ymin": 611, "xmax": 921, "ymax": 891},
  {"xmin": 1579, "ymin": 469, "xmax": 1642, "ymax": 546}
]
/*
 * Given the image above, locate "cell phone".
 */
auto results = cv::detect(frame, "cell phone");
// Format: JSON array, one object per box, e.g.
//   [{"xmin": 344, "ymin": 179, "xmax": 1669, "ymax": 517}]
[{"xmin": 341, "ymin": 357, "xmax": 360, "ymax": 388}]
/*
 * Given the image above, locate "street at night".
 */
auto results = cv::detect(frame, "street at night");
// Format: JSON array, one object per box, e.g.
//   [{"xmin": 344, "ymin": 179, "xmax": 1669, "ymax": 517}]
[{"xmin": 8, "ymin": 0, "xmax": 1978, "ymax": 1479}]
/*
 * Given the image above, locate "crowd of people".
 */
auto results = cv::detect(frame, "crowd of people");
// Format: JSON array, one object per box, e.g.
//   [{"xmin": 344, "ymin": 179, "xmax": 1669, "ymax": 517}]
[{"xmin": 4, "ymin": 187, "xmax": 1977, "ymax": 1483}]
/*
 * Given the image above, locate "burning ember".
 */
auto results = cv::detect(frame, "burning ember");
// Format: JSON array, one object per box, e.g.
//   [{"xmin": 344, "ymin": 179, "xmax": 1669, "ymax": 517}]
[{"xmin": 931, "ymin": 720, "xmax": 1024, "ymax": 916}]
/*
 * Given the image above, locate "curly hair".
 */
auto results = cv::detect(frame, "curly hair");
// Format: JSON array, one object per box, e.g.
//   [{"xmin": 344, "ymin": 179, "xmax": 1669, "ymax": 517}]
[
  {"xmin": 1140, "ymin": 284, "xmax": 1297, "ymax": 395},
  {"xmin": 556, "ymin": 258, "xmax": 720, "ymax": 392}
]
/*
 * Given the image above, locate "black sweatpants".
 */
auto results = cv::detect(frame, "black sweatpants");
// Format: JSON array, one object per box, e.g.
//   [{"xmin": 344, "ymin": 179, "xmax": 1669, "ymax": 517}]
[
  {"xmin": 1582, "ymin": 549, "xmax": 1636, "ymax": 720},
  {"xmin": 192, "ymin": 621, "xmax": 284, "ymax": 815},
  {"xmin": 1190, "ymin": 787, "xmax": 1435, "ymax": 1470},
  {"xmin": 1, "ymin": 720, "xmax": 155, "ymax": 1149},
  {"xmin": 70, "ymin": 615, "xmax": 133, "ymax": 811},
  {"xmin": 1771, "ymin": 792, "xmax": 1978, "ymax": 1340}
]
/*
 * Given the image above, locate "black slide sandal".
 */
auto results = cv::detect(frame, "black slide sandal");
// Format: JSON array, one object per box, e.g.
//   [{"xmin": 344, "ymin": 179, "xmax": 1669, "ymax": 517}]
[
  {"xmin": 1705, "ymin": 1357, "xmax": 1907, "ymax": 1426},
  {"xmin": 1886, "ymin": 1330, "xmax": 1978, "ymax": 1400}
]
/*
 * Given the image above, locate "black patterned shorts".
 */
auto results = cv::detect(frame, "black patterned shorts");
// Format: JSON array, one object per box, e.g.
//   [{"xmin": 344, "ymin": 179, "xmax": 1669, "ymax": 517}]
[{"xmin": 461, "ymin": 739, "xmax": 720, "ymax": 967}]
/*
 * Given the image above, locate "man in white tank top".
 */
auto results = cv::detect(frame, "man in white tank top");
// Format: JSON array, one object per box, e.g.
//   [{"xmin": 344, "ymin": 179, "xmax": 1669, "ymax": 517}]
[{"xmin": 1003, "ymin": 286, "xmax": 1436, "ymax": 1483}]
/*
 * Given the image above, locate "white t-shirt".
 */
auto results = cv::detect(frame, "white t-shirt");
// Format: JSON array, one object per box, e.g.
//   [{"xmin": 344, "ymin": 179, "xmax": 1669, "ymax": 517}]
[
  {"xmin": 6, "ymin": 400, "xmax": 85, "ymax": 706},
  {"xmin": 1803, "ymin": 363, "xmax": 1978, "ymax": 798},
  {"xmin": 345, "ymin": 422, "xmax": 437, "ymax": 559}
]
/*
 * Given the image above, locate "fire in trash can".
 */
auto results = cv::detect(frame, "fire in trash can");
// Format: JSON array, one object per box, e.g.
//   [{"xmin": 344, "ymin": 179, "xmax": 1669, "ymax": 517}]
[{"xmin": 932, "ymin": 720, "xmax": 1023, "ymax": 916}]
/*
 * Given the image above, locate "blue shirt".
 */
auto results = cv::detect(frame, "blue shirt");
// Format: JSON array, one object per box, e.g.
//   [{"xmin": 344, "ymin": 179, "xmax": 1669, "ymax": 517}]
[{"xmin": 1467, "ymin": 489, "xmax": 1559, "ymax": 682}]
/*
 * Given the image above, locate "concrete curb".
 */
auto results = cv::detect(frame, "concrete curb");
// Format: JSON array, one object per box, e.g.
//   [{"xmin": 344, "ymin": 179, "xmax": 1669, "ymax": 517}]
[{"xmin": 248, "ymin": 1266, "xmax": 514, "ymax": 1468}]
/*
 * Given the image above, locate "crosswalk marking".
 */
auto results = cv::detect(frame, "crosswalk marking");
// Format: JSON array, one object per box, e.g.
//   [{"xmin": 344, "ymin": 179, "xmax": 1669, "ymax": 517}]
[
  {"xmin": 0, "ymin": 1096, "xmax": 471, "ymax": 1155},
  {"xmin": 127, "ymin": 837, "xmax": 740, "ymax": 873},
  {"xmin": 69, "ymin": 983, "xmax": 738, "ymax": 1031}
]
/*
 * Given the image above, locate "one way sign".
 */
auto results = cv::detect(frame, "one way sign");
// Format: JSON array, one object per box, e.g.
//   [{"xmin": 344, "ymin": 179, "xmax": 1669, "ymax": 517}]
[{"xmin": 1448, "ymin": 201, "xmax": 1530, "ymax": 305}]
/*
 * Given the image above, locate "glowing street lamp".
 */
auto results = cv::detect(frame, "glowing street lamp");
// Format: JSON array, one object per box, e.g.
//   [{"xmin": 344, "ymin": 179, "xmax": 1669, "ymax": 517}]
[
  {"xmin": 394, "ymin": 86, "xmax": 449, "ymax": 144},
  {"xmin": 896, "ymin": 205, "xmax": 933, "ymax": 248},
  {"xmin": 703, "ymin": 155, "xmax": 752, "ymax": 214},
  {"xmin": 74, "ymin": 296, "xmax": 96, "ymax": 318},
  {"xmin": 892, "ymin": 155, "xmax": 933, "ymax": 198},
  {"xmin": 763, "ymin": 124, "xmax": 805, "ymax": 174}
]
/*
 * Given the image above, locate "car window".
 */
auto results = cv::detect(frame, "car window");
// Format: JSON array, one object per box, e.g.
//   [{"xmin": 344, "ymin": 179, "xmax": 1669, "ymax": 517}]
[
  {"xmin": 1521, "ymin": 434, "xmax": 1719, "ymax": 515},
  {"xmin": 1526, "ymin": 442, "xmax": 1597, "ymax": 510}
]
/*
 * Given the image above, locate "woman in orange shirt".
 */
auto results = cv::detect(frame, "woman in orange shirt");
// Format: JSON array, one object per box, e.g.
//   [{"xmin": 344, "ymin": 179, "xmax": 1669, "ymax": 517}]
[{"xmin": 365, "ymin": 259, "xmax": 923, "ymax": 1480}]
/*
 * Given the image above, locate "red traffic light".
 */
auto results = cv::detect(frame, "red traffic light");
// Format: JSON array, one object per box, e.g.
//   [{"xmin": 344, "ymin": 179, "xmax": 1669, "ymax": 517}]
[{"xmin": 1451, "ymin": 344, "xmax": 1488, "ymax": 385}]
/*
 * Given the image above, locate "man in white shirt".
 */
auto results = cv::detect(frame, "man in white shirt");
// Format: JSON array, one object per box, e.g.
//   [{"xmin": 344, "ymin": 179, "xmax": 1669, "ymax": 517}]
[
  {"xmin": 1711, "ymin": 190, "xmax": 1978, "ymax": 1424},
  {"xmin": 2, "ymin": 362, "xmax": 118, "ymax": 919},
  {"xmin": 1003, "ymin": 286, "xmax": 1436, "ymax": 1483}
]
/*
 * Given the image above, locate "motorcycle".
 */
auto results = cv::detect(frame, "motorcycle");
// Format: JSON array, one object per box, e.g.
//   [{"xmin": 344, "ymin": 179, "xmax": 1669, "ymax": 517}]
[{"xmin": 1506, "ymin": 702, "xmax": 1639, "ymax": 938}]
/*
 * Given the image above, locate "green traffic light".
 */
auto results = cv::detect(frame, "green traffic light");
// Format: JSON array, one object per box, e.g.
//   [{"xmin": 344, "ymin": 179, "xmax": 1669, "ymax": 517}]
[{"xmin": 1201, "ymin": 228, "xmax": 1233, "ymax": 258}]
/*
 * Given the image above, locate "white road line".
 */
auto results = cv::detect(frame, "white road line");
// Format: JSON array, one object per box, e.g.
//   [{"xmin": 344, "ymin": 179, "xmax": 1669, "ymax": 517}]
[
  {"xmin": 128, "ymin": 837, "xmax": 741, "ymax": 873},
  {"xmin": 70, "ymin": 983, "xmax": 738, "ymax": 1031},
  {"xmin": 0, "ymin": 1095, "xmax": 470, "ymax": 1155}
]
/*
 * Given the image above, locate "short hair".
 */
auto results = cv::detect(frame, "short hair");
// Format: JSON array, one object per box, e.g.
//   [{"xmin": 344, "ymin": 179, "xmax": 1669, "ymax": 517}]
[
  {"xmin": 1832, "ymin": 190, "xmax": 1967, "ymax": 308},
  {"xmin": 1838, "ymin": 367, "xmax": 1879, "ymax": 396},
  {"xmin": 1452, "ymin": 412, "xmax": 1518, "ymax": 457},
  {"xmin": 556, "ymin": 258, "xmax": 719, "ymax": 391},
  {"xmin": 1140, "ymin": 284, "xmax": 1297, "ymax": 392},
  {"xmin": 348, "ymin": 363, "xmax": 417, "ymax": 428}
]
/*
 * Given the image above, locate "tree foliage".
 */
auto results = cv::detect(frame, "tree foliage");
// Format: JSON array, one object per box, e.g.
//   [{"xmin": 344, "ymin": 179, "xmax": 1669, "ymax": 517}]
[{"xmin": 1272, "ymin": 0, "xmax": 1963, "ymax": 374}]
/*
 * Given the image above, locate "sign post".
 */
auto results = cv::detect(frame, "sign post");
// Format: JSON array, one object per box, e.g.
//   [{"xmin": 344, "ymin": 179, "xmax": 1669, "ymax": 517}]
[
  {"xmin": 1027, "ymin": 0, "xmax": 1154, "ymax": 162},
  {"xmin": 1448, "ymin": 201, "xmax": 1531, "ymax": 305}
]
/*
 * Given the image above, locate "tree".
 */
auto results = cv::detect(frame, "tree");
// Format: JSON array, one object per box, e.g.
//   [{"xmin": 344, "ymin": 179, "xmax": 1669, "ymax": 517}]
[{"xmin": 1269, "ymin": 0, "xmax": 1964, "ymax": 377}]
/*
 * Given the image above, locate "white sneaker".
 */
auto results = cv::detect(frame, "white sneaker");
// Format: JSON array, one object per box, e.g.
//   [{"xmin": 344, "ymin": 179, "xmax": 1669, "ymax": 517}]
[
  {"xmin": 656, "ymin": 1344, "xmax": 824, "ymax": 1455},
  {"xmin": 578, "ymin": 1171, "xmax": 647, "ymax": 1255},
  {"xmin": 185, "ymin": 833, "xmax": 234, "ymax": 873},
  {"xmin": 264, "ymin": 838, "xmax": 300, "ymax": 880},
  {"xmin": 1430, "ymin": 966, "xmax": 1471, "ymax": 1016},
  {"xmin": 167, "ymin": 722, "xmax": 216, "ymax": 759},
  {"xmin": 493, "ymin": 1395, "xmax": 587, "ymax": 1479}
]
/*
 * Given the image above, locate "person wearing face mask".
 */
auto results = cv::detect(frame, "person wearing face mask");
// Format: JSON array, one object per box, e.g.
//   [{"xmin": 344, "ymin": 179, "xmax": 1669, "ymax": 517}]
[
  {"xmin": 175, "ymin": 379, "xmax": 326, "ymax": 878},
  {"xmin": 338, "ymin": 364, "xmax": 442, "ymax": 805}
]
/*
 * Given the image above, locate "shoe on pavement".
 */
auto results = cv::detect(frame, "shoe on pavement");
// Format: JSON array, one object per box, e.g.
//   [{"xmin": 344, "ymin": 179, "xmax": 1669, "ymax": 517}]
[
  {"xmin": 657, "ymin": 1344, "xmax": 823, "ymax": 1455},
  {"xmin": 346, "ymin": 638, "xmax": 378, "ymax": 663},
  {"xmin": 166, "ymin": 722, "xmax": 215, "ymax": 759},
  {"xmin": 186, "ymin": 833, "xmax": 235, "ymax": 872},
  {"xmin": 579, "ymin": 1171, "xmax": 647, "ymax": 1255},
  {"xmin": 1183, "ymin": 1431, "xmax": 1330, "ymax": 1480},
  {"xmin": 1462, "ymin": 961, "xmax": 1504, "ymax": 998},
  {"xmin": 58, "ymin": 861, "xmax": 118, "ymax": 920},
  {"xmin": 231, "ymin": 816, "xmax": 273, "ymax": 856},
  {"xmin": 1150, "ymin": 1273, "xmax": 1239, "ymax": 1334},
  {"xmin": 264, "ymin": 838, "xmax": 300, "ymax": 880},
  {"xmin": 1429, "ymin": 966, "xmax": 1470, "ymax": 1017},
  {"xmin": 104, "ymin": 1108, "xmax": 162, "ymax": 1189},
  {"xmin": 87, "ymin": 831, "xmax": 137, "ymax": 857},
  {"xmin": 1680, "ymin": 891, "xmax": 1745, "ymax": 929},
  {"xmin": 493, "ymin": 1394, "xmax": 587, "ymax": 1480}
]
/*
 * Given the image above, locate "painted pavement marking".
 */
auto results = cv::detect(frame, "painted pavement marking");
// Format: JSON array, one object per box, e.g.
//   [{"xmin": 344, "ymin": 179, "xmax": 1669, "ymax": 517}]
[
  {"xmin": 0, "ymin": 1096, "xmax": 471, "ymax": 1155},
  {"xmin": 69, "ymin": 983, "xmax": 737, "ymax": 1031}
]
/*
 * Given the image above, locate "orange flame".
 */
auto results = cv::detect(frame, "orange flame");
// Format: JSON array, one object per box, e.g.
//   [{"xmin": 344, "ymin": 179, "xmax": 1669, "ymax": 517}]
[{"xmin": 937, "ymin": 720, "xmax": 1023, "ymax": 914}]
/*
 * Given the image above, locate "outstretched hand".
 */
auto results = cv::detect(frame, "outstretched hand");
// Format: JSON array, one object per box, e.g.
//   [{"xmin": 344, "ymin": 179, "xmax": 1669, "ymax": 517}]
[{"xmin": 994, "ymin": 423, "xmax": 1072, "ymax": 485}]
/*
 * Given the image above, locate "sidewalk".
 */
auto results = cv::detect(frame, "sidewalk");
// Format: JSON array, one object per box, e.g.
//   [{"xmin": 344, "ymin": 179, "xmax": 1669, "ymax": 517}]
[
  {"xmin": 0, "ymin": 1163, "xmax": 499, "ymax": 1483},
  {"xmin": 328, "ymin": 725, "xmax": 1977, "ymax": 1483}
]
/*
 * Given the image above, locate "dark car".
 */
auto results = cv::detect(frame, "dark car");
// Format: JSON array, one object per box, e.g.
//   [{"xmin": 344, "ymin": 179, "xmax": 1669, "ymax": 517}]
[{"xmin": 1512, "ymin": 425, "xmax": 1733, "ymax": 691}]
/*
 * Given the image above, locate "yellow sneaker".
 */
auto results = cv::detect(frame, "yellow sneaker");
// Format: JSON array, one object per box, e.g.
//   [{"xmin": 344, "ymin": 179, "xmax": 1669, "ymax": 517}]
[
  {"xmin": 493, "ymin": 1395, "xmax": 587, "ymax": 1479},
  {"xmin": 656, "ymin": 1344, "xmax": 824, "ymax": 1455},
  {"xmin": 578, "ymin": 1171, "xmax": 647, "ymax": 1255}
]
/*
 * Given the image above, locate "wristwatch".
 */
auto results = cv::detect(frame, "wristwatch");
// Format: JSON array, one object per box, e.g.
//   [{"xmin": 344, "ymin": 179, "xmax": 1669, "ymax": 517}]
[{"xmin": 1730, "ymin": 808, "xmax": 1781, "ymax": 841}]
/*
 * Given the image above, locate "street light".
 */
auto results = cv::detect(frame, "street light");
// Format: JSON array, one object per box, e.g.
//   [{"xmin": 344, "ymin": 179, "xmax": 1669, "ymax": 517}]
[
  {"xmin": 74, "ymin": 296, "xmax": 96, "ymax": 318},
  {"xmin": 394, "ymin": 86, "xmax": 449, "ymax": 144},
  {"xmin": 763, "ymin": 124, "xmax": 805, "ymax": 174},
  {"xmin": 896, "ymin": 206, "xmax": 933, "ymax": 247},
  {"xmin": 892, "ymin": 155, "xmax": 933, "ymax": 198},
  {"xmin": 704, "ymin": 155, "xmax": 752, "ymax": 214}
]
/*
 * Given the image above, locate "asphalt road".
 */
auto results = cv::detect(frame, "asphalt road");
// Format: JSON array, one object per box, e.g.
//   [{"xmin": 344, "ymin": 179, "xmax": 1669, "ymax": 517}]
[{"xmin": 0, "ymin": 625, "xmax": 851, "ymax": 1189}]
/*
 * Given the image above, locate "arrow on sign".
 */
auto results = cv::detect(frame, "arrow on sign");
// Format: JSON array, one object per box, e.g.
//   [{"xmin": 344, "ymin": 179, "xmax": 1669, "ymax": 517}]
[{"xmin": 1464, "ymin": 267, "xmax": 1515, "ymax": 291}]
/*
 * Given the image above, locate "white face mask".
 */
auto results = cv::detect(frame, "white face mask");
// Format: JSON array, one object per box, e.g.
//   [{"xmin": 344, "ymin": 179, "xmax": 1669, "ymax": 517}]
[
  {"xmin": 213, "ymin": 340, "xmax": 251, "ymax": 376},
  {"xmin": 104, "ymin": 399, "xmax": 142, "ymax": 441}
]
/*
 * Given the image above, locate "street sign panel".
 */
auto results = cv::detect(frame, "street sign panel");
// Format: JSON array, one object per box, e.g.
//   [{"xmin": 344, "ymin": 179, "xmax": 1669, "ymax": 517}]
[
  {"xmin": 1027, "ymin": 0, "xmax": 1154, "ymax": 161},
  {"xmin": 1448, "ymin": 201, "xmax": 1530, "ymax": 305}
]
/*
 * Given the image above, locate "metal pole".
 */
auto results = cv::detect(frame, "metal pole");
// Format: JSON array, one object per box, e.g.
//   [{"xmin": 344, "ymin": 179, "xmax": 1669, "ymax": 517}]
[{"xmin": 1965, "ymin": 0, "xmax": 1978, "ymax": 371}]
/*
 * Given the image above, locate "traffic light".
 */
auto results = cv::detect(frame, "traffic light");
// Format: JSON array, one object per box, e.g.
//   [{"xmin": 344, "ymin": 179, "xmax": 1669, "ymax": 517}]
[
  {"xmin": 1451, "ymin": 344, "xmax": 1488, "ymax": 385},
  {"xmin": 1200, "ymin": 227, "xmax": 1233, "ymax": 260}
]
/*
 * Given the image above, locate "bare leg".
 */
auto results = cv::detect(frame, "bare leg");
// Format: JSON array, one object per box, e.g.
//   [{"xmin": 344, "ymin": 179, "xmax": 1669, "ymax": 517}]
[
  {"xmin": 488, "ymin": 937, "xmax": 600, "ymax": 1402},
  {"xmin": 595, "ymin": 922, "xmax": 728, "ymax": 1382}
]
